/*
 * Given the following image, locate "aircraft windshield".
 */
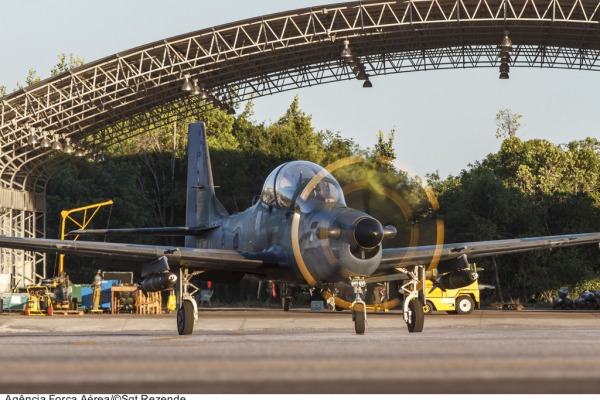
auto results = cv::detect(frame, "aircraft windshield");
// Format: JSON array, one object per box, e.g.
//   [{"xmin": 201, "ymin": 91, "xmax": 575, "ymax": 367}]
[{"xmin": 260, "ymin": 161, "xmax": 346, "ymax": 210}]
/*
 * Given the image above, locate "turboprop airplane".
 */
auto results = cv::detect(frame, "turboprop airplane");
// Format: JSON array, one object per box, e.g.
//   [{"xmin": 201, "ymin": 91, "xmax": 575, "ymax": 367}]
[{"xmin": 1, "ymin": 121, "xmax": 599, "ymax": 335}]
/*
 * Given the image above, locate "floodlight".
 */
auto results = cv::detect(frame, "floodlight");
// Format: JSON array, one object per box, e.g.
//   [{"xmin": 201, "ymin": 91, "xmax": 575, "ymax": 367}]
[
  {"xmin": 40, "ymin": 131, "xmax": 51, "ymax": 148},
  {"xmin": 51, "ymin": 133, "xmax": 63, "ymax": 151},
  {"xmin": 63, "ymin": 137, "xmax": 74, "ymax": 154},
  {"xmin": 181, "ymin": 74, "xmax": 193, "ymax": 92}
]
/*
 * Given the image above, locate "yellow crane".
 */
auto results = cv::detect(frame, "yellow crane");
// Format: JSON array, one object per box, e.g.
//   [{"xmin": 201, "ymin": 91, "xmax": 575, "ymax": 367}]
[{"xmin": 51, "ymin": 200, "xmax": 114, "ymax": 311}]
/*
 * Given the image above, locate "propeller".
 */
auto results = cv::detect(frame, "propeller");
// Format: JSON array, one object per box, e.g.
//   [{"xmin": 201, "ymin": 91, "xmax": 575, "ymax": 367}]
[{"xmin": 316, "ymin": 217, "xmax": 397, "ymax": 248}]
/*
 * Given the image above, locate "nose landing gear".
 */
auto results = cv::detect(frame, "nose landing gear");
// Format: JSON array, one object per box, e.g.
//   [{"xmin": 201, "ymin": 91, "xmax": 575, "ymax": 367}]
[{"xmin": 350, "ymin": 277, "xmax": 367, "ymax": 334}]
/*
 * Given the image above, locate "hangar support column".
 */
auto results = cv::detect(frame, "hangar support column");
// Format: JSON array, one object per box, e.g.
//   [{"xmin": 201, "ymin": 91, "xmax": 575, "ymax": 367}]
[{"xmin": 0, "ymin": 187, "xmax": 46, "ymax": 290}]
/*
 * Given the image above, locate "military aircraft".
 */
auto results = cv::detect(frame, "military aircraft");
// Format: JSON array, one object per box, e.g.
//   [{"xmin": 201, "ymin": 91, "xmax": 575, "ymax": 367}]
[{"xmin": 1, "ymin": 122, "xmax": 599, "ymax": 335}]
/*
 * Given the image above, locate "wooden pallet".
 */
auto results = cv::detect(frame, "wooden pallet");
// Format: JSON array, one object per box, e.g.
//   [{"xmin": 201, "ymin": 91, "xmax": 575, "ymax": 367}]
[{"xmin": 52, "ymin": 309, "xmax": 84, "ymax": 315}]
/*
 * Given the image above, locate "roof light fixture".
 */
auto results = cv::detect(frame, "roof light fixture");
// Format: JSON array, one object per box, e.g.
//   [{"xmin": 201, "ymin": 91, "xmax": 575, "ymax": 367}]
[
  {"xmin": 192, "ymin": 79, "xmax": 201, "ymax": 96},
  {"xmin": 51, "ymin": 132, "xmax": 63, "ymax": 151},
  {"xmin": 341, "ymin": 39, "xmax": 374, "ymax": 87},
  {"xmin": 27, "ymin": 127, "xmax": 39, "ymax": 146},
  {"xmin": 181, "ymin": 74, "xmax": 193, "ymax": 92},
  {"xmin": 63, "ymin": 137, "xmax": 74, "ymax": 154},
  {"xmin": 40, "ymin": 130, "xmax": 51, "ymax": 148},
  {"xmin": 341, "ymin": 39, "xmax": 353, "ymax": 60},
  {"xmin": 500, "ymin": 30, "xmax": 513, "ymax": 52},
  {"xmin": 498, "ymin": 30, "xmax": 512, "ymax": 80}
]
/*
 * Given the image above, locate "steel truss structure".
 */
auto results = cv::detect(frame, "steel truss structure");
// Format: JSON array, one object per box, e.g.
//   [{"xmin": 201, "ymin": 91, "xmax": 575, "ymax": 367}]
[{"xmin": 0, "ymin": 0, "xmax": 599, "ymax": 287}]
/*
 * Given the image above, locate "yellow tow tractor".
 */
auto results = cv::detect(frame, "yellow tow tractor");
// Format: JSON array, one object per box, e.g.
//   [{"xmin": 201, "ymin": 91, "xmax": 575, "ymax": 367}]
[
  {"xmin": 423, "ymin": 263, "xmax": 482, "ymax": 315},
  {"xmin": 25, "ymin": 285, "xmax": 53, "ymax": 316}
]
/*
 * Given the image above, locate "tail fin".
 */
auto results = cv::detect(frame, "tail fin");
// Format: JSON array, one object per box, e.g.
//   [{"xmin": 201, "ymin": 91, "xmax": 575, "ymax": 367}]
[{"xmin": 185, "ymin": 122, "xmax": 228, "ymax": 246}]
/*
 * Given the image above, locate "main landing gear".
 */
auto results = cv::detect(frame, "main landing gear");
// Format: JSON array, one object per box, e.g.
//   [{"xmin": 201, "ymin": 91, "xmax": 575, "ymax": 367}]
[
  {"xmin": 349, "ymin": 266, "xmax": 425, "ymax": 335},
  {"xmin": 281, "ymin": 282, "xmax": 291, "ymax": 311},
  {"xmin": 177, "ymin": 267, "xmax": 202, "ymax": 335},
  {"xmin": 398, "ymin": 265, "xmax": 425, "ymax": 333}
]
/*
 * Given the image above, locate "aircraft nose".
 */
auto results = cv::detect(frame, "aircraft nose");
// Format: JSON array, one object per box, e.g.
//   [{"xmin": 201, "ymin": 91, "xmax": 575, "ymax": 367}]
[{"xmin": 353, "ymin": 217, "xmax": 384, "ymax": 249}]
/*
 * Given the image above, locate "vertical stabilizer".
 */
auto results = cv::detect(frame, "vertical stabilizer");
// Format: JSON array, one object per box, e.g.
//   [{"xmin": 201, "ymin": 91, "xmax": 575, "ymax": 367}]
[{"xmin": 185, "ymin": 122, "xmax": 228, "ymax": 247}]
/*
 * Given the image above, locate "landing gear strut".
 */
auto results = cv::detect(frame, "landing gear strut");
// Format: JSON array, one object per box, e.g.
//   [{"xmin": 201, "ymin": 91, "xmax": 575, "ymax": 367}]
[
  {"xmin": 176, "ymin": 267, "xmax": 201, "ymax": 335},
  {"xmin": 281, "ymin": 282, "xmax": 290, "ymax": 311},
  {"xmin": 350, "ymin": 277, "xmax": 367, "ymax": 334},
  {"xmin": 397, "ymin": 265, "xmax": 425, "ymax": 332}
]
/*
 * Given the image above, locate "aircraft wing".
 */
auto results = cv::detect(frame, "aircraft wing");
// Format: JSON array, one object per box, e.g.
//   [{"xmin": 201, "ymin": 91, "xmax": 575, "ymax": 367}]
[
  {"xmin": 68, "ymin": 225, "xmax": 219, "ymax": 237},
  {"xmin": 0, "ymin": 236, "xmax": 277, "ymax": 272},
  {"xmin": 378, "ymin": 232, "xmax": 600, "ymax": 271}
]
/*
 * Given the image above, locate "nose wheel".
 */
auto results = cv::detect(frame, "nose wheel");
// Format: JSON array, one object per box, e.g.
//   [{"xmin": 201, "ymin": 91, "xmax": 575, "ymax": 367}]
[
  {"xmin": 352, "ymin": 302, "xmax": 366, "ymax": 334},
  {"xmin": 350, "ymin": 277, "xmax": 367, "ymax": 334}
]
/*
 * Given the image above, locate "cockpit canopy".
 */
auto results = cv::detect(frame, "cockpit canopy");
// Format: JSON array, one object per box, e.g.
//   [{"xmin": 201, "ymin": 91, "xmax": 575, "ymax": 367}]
[{"xmin": 261, "ymin": 161, "xmax": 346, "ymax": 211}]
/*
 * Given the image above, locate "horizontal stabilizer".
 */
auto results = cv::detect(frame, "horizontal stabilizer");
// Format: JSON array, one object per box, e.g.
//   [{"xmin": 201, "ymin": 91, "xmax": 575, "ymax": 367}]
[{"xmin": 69, "ymin": 225, "xmax": 219, "ymax": 237}]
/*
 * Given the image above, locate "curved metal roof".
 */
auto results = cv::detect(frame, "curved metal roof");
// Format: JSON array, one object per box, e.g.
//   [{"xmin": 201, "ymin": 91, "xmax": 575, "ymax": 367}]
[{"xmin": 1, "ymin": 0, "xmax": 599, "ymax": 192}]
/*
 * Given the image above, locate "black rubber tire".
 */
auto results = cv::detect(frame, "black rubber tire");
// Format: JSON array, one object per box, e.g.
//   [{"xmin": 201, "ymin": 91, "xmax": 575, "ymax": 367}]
[
  {"xmin": 177, "ymin": 300, "xmax": 195, "ymax": 335},
  {"xmin": 353, "ymin": 304, "xmax": 366, "ymax": 334},
  {"xmin": 456, "ymin": 295, "xmax": 475, "ymax": 315},
  {"xmin": 282, "ymin": 296, "xmax": 290, "ymax": 311},
  {"xmin": 423, "ymin": 301, "xmax": 434, "ymax": 315},
  {"xmin": 407, "ymin": 299, "xmax": 424, "ymax": 333}
]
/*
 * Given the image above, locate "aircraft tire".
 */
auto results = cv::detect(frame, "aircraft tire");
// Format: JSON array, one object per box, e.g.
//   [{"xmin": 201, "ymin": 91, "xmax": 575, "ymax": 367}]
[
  {"xmin": 353, "ymin": 304, "xmax": 365, "ymax": 334},
  {"xmin": 456, "ymin": 295, "xmax": 475, "ymax": 315},
  {"xmin": 407, "ymin": 299, "xmax": 424, "ymax": 333},
  {"xmin": 282, "ymin": 296, "xmax": 290, "ymax": 311},
  {"xmin": 177, "ymin": 301, "xmax": 195, "ymax": 335}
]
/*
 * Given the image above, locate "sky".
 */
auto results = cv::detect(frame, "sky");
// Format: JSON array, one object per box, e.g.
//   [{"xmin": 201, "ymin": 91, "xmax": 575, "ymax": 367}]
[{"xmin": 2, "ymin": 0, "xmax": 599, "ymax": 179}]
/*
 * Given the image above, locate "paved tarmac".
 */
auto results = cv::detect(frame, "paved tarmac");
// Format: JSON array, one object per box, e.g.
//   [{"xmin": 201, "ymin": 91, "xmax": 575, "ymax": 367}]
[{"xmin": 0, "ymin": 307, "xmax": 599, "ymax": 394}]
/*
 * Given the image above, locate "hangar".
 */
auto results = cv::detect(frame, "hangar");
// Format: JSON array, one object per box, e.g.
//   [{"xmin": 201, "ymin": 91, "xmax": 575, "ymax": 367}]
[{"xmin": 0, "ymin": 0, "xmax": 599, "ymax": 287}]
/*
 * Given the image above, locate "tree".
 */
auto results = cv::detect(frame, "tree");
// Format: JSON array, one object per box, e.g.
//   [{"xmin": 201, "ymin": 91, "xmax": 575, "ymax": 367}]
[
  {"xmin": 21, "ymin": 68, "xmax": 41, "ymax": 88},
  {"xmin": 51, "ymin": 53, "xmax": 85, "ymax": 76},
  {"xmin": 3, "ymin": 53, "xmax": 84, "ymax": 93},
  {"xmin": 373, "ymin": 128, "xmax": 396, "ymax": 172},
  {"xmin": 495, "ymin": 107, "xmax": 522, "ymax": 139},
  {"xmin": 435, "ymin": 113, "xmax": 600, "ymax": 303}
]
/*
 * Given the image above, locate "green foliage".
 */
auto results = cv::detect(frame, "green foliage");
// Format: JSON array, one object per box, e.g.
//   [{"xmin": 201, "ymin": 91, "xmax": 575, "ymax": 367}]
[
  {"xmin": 51, "ymin": 53, "xmax": 85, "ymax": 76},
  {"xmin": 21, "ymin": 68, "xmax": 41, "ymax": 88},
  {"xmin": 2, "ymin": 53, "xmax": 84, "ymax": 94},
  {"xmin": 435, "ymin": 109, "xmax": 600, "ymax": 303},
  {"xmin": 495, "ymin": 107, "xmax": 522, "ymax": 139},
  {"xmin": 373, "ymin": 128, "xmax": 396, "ymax": 173},
  {"xmin": 568, "ymin": 277, "xmax": 600, "ymax": 298}
]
